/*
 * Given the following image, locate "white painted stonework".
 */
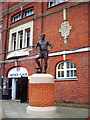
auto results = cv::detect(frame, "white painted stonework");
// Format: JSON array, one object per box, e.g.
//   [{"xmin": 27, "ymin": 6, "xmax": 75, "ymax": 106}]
[
  {"xmin": 49, "ymin": 47, "xmax": 90, "ymax": 57},
  {"xmin": 59, "ymin": 20, "xmax": 72, "ymax": 42},
  {"xmin": 11, "ymin": 78, "xmax": 16, "ymax": 100},
  {"xmin": 28, "ymin": 74, "xmax": 54, "ymax": 83},
  {"xmin": 63, "ymin": 9, "xmax": 66, "ymax": 20},
  {"xmin": 7, "ymin": 51, "xmax": 29, "ymax": 59},
  {"xmin": 8, "ymin": 20, "xmax": 33, "ymax": 51},
  {"xmin": 27, "ymin": 106, "xmax": 56, "ymax": 116}
]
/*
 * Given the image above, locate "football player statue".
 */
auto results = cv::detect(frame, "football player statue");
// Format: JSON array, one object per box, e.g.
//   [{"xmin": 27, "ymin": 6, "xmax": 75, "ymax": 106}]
[{"xmin": 35, "ymin": 33, "xmax": 53, "ymax": 73}]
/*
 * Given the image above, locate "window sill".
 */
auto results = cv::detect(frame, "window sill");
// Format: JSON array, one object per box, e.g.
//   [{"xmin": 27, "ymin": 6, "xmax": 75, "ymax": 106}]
[
  {"xmin": 11, "ymin": 19, "xmax": 21, "ymax": 24},
  {"xmin": 9, "ymin": 46, "xmax": 33, "ymax": 52},
  {"xmin": 54, "ymin": 78, "xmax": 78, "ymax": 81},
  {"xmin": 7, "ymin": 47, "xmax": 33, "ymax": 59}
]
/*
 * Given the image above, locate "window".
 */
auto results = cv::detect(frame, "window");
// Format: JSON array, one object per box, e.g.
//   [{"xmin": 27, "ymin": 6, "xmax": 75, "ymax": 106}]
[
  {"xmin": 48, "ymin": 0, "xmax": 65, "ymax": 7},
  {"xmin": 11, "ymin": 7, "xmax": 34, "ymax": 23},
  {"xmin": 26, "ymin": 29, "xmax": 30, "ymax": 47},
  {"xmin": 56, "ymin": 61, "xmax": 77, "ymax": 80},
  {"xmin": 24, "ymin": 7, "xmax": 34, "ymax": 18},
  {"xmin": 12, "ymin": 13, "xmax": 21, "ymax": 22},
  {"xmin": 12, "ymin": 33, "xmax": 16, "ymax": 50},
  {"xmin": 8, "ymin": 21, "xmax": 33, "ymax": 52},
  {"xmin": 0, "ymin": 21, "xmax": 2, "ymax": 28},
  {"xmin": 19, "ymin": 31, "xmax": 23, "ymax": 49}
]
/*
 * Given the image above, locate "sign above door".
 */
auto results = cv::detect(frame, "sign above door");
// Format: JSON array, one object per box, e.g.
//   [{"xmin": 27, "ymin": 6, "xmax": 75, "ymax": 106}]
[{"xmin": 8, "ymin": 67, "xmax": 28, "ymax": 78}]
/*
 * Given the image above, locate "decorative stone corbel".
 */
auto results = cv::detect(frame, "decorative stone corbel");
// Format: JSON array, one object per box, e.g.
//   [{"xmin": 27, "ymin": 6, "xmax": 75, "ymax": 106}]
[
  {"xmin": 59, "ymin": 20, "xmax": 72, "ymax": 44},
  {"xmin": 59, "ymin": 9, "xmax": 72, "ymax": 44}
]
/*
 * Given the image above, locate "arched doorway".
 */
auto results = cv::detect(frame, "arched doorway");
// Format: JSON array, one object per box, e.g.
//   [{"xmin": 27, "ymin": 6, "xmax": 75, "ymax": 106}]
[{"xmin": 7, "ymin": 67, "xmax": 28, "ymax": 102}]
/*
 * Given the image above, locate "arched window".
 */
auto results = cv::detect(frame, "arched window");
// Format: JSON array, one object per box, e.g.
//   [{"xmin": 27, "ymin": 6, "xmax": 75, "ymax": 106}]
[{"xmin": 56, "ymin": 61, "xmax": 77, "ymax": 80}]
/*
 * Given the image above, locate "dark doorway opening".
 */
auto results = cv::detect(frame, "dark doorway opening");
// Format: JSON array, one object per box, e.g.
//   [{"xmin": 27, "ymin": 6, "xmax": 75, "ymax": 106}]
[
  {"xmin": 2, "ymin": 77, "xmax": 28, "ymax": 103},
  {"xmin": 20, "ymin": 77, "xmax": 28, "ymax": 103}
]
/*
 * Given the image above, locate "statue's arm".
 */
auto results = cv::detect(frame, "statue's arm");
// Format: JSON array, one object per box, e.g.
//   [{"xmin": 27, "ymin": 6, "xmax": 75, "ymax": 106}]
[
  {"xmin": 47, "ymin": 41, "xmax": 53, "ymax": 52},
  {"xmin": 35, "ymin": 42, "xmax": 39, "ymax": 52},
  {"xmin": 48, "ymin": 44, "xmax": 53, "ymax": 52}
]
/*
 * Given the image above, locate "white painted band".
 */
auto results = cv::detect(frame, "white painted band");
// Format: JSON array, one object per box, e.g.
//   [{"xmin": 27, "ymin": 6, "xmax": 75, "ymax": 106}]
[
  {"xmin": 27, "ymin": 106, "xmax": 56, "ymax": 115},
  {"xmin": 49, "ymin": 47, "xmax": 90, "ymax": 57},
  {"xmin": 28, "ymin": 74, "xmax": 54, "ymax": 83}
]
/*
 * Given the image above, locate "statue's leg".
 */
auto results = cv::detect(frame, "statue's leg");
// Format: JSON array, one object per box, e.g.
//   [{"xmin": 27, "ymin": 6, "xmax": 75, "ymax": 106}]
[
  {"xmin": 44, "ymin": 59, "xmax": 48, "ymax": 73},
  {"xmin": 35, "ymin": 57, "xmax": 41, "ymax": 68}
]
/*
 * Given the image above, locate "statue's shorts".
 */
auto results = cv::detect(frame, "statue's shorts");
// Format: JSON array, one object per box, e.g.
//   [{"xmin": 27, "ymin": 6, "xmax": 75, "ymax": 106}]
[{"xmin": 38, "ymin": 50, "xmax": 49, "ymax": 59}]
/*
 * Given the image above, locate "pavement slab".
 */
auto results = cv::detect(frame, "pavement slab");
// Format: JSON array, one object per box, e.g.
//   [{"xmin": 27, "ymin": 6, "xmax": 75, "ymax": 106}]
[{"xmin": 0, "ymin": 100, "xmax": 89, "ymax": 119}]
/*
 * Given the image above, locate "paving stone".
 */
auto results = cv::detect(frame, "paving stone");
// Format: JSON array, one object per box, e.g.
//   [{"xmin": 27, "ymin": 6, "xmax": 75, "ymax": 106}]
[{"xmin": 1, "ymin": 100, "xmax": 89, "ymax": 119}]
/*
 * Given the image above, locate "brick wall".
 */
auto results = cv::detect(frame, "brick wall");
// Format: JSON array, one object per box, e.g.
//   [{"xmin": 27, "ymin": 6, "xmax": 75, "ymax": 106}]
[
  {"xmin": 29, "ymin": 83, "xmax": 54, "ymax": 107},
  {"xmin": 1, "ymin": 2, "xmax": 89, "ymax": 104}
]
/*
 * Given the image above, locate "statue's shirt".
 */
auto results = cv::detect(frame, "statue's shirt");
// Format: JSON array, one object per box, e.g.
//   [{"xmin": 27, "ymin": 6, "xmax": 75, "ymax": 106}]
[{"xmin": 36, "ymin": 40, "xmax": 51, "ymax": 51}]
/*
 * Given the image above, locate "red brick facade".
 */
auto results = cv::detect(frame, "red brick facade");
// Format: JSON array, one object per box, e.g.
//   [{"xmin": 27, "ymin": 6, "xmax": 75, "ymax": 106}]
[
  {"xmin": 29, "ymin": 83, "xmax": 54, "ymax": 107},
  {"xmin": 0, "ymin": 1, "xmax": 89, "ymax": 104}
]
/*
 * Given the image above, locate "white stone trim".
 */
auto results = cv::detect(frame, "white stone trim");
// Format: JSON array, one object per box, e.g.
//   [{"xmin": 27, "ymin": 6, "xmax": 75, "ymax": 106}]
[
  {"xmin": 49, "ymin": 47, "xmax": 90, "ymax": 57},
  {"xmin": 1, "ymin": 47, "xmax": 90, "ymax": 64},
  {"xmin": 8, "ymin": 20, "xmax": 33, "ymax": 51},
  {"xmin": 7, "ymin": 51, "xmax": 29, "ymax": 59},
  {"xmin": 11, "ymin": 78, "xmax": 16, "ymax": 100},
  {"xmin": 27, "ymin": 106, "xmax": 56, "ymax": 116},
  {"xmin": 63, "ymin": 9, "xmax": 66, "ymax": 20},
  {"xmin": 28, "ymin": 74, "xmax": 54, "ymax": 83}
]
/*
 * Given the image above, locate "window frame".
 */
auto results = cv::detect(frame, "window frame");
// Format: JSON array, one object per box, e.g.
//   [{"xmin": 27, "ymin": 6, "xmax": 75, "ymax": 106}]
[
  {"xmin": 8, "ymin": 21, "xmax": 33, "ymax": 52},
  {"xmin": 12, "ymin": 13, "xmax": 21, "ymax": 23},
  {"xmin": 18, "ymin": 31, "xmax": 23, "ymax": 49},
  {"xmin": 48, "ymin": 0, "xmax": 65, "ymax": 8},
  {"xmin": 23, "ymin": 7, "xmax": 34, "ymax": 18},
  {"xmin": 12, "ymin": 33, "xmax": 17, "ymax": 50},
  {"xmin": 11, "ymin": 7, "xmax": 34, "ymax": 23},
  {"xmin": 25, "ymin": 28, "xmax": 31, "ymax": 47},
  {"xmin": 56, "ymin": 61, "xmax": 77, "ymax": 80}
]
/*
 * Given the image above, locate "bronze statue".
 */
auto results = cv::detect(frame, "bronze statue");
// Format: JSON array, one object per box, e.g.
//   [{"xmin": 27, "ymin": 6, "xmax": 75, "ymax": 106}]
[{"xmin": 35, "ymin": 33, "xmax": 53, "ymax": 73}]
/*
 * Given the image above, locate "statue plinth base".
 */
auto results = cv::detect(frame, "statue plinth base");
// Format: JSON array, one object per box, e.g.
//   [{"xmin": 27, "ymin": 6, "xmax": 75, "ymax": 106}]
[
  {"xmin": 27, "ymin": 74, "xmax": 56, "ymax": 115},
  {"xmin": 27, "ymin": 106, "xmax": 56, "ymax": 115}
]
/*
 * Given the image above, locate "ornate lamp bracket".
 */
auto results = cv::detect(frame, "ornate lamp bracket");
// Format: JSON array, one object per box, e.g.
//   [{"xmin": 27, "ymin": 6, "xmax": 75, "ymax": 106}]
[{"xmin": 59, "ymin": 20, "xmax": 72, "ymax": 44}]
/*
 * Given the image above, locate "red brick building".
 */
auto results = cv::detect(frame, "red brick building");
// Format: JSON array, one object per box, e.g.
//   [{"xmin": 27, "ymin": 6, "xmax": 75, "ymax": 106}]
[{"xmin": 0, "ymin": 0, "xmax": 89, "ymax": 104}]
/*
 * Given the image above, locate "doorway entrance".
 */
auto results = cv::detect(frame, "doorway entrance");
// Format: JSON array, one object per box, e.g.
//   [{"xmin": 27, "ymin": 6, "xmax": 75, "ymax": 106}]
[
  {"xmin": 10, "ymin": 77, "xmax": 28, "ymax": 102},
  {"xmin": 2, "ymin": 77, "xmax": 28, "ymax": 102},
  {"xmin": 6, "ymin": 67, "xmax": 28, "ymax": 102},
  {"xmin": 11, "ymin": 78, "xmax": 21, "ymax": 100}
]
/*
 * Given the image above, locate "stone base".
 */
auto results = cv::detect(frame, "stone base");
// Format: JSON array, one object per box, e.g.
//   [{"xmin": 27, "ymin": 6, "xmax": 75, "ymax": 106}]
[
  {"xmin": 27, "ymin": 106, "xmax": 56, "ymax": 115},
  {"xmin": 28, "ymin": 74, "xmax": 54, "ymax": 83}
]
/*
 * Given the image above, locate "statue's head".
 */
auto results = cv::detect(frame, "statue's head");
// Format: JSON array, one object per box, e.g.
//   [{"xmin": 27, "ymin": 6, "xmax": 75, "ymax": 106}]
[{"xmin": 41, "ymin": 33, "xmax": 45, "ymax": 39}]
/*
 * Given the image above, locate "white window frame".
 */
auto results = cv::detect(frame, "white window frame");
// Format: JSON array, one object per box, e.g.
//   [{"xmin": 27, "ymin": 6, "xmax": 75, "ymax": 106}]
[
  {"xmin": 24, "ymin": 7, "xmax": 34, "ymax": 18},
  {"xmin": 48, "ymin": 0, "xmax": 65, "ymax": 7},
  {"xmin": 56, "ymin": 61, "xmax": 77, "ymax": 80},
  {"xmin": 25, "ymin": 29, "xmax": 31, "ymax": 47},
  {"xmin": 11, "ymin": 33, "xmax": 17, "ymax": 50},
  {"xmin": 8, "ymin": 21, "xmax": 33, "ymax": 52},
  {"xmin": 18, "ymin": 31, "xmax": 23, "ymax": 49}
]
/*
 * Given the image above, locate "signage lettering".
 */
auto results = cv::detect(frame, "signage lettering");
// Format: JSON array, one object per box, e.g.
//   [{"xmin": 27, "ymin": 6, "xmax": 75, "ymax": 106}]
[{"xmin": 9, "ymin": 73, "xmax": 27, "ymax": 77}]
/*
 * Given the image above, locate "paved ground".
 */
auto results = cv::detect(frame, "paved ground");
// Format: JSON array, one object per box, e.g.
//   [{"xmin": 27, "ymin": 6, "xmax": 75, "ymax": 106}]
[{"xmin": 0, "ymin": 100, "xmax": 89, "ymax": 119}]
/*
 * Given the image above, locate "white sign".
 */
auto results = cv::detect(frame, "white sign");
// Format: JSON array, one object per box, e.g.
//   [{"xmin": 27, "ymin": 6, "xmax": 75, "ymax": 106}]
[{"xmin": 8, "ymin": 67, "xmax": 28, "ymax": 78}]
